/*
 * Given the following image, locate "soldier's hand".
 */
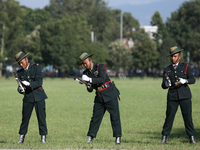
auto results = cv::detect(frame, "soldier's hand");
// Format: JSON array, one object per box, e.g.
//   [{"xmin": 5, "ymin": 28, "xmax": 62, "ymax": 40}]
[
  {"xmin": 82, "ymin": 75, "xmax": 90, "ymax": 81},
  {"xmin": 17, "ymin": 86, "xmax": 25, "ymax": 94},
  {"xmin": 87, "ymin": 85, "xmax": 92, "ymax": 89},
  {"xmin": 165, "ymin": 81, "xmax": 170, "ymax": 87},
  {"xmin": 86, "ymin": 85, "xmax": 93, "ymax": 92},
  {"xmin": 22, "ymin": 81, "xmax": 30, "ymax": 86},
  {"xmin": 174, "ymin": 81, "xmax": 182, "ymax": 87},
  {"xmin": 179, "ymin": 78, "xmax": 188, "ymax": 84}
]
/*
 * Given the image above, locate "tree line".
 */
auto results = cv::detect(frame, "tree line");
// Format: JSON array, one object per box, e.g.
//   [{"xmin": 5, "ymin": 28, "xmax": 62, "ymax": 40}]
[{"xmin": 0, "ymin": 0, "xmax": 200, "ymax": 77}]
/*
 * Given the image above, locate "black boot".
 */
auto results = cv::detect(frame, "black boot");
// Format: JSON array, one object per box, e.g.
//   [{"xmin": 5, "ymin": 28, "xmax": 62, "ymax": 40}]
[
  {"xmin": 41, "ymin": 135, "xmax": 46, "ymax": 143},
  {"xmin": 189, "ymin": 136, "xmax": 196, "ymax": 144},
  {"xmin": 161, "ymin": 135, "xmax": 167, "ymax": 144},
  {"xmin": 87, "ymin": 136, "xmax": 93, "ymax": 143},
  {"xmin": 115, "ymin": 137, "xmax": 121, "ymax": 145},
  {"xmin": 18, "ymin": 134, "xmax": 25, "ymax": 144}
]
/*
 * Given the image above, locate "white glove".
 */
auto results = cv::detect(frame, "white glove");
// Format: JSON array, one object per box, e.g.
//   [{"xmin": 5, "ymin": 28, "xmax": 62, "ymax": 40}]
[
  {"xmin": 82, "ymin": 75, "xmax": 90, "ymax": 82},
  {"xmin": 17, "ymin": 86, "xmax": 25, "ymax": 94},
  {"xmin": 179, "ymin": 78, "xmax": 188, "ymax": 84},
  {"xmin": 22, "ymin": 81, "xmax": 30, "ymax": 86}
]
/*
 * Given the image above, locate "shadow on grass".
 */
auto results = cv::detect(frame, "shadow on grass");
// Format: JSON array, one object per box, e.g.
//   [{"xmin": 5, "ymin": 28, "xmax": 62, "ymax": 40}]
[
  {"xmin": 0, "ymin": 141, "xmax": 6, "ymax": 143},
  {"xmin": 167, "ymin": 128, "xmax": 200, "ymax": 144},
  {"xmin": 122, "ymin": 128, "xmax": 200, "ymax": 144}
]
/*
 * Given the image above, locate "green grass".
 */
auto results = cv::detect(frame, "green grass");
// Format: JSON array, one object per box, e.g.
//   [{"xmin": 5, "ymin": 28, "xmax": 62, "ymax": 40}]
[{"xmin": 0, "ymin": 76, "xmax": 200, "ymax": 149}]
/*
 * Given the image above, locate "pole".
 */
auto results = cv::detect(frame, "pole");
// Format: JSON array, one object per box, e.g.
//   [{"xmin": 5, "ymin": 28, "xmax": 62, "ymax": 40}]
[
  {"xmin": 0, "ymin": 22, "xmax": 5, "ymax": 77},
  {"xmin": 120, "ymin": 11, "xmax": 123, "ymax": 42},
  {"xmin": 91, "ymin": 31, "xmax": 94, "ymax": 42},
  {"xmin": 187, "ymin": 51, "xmax": 190, "ymax": 63}
]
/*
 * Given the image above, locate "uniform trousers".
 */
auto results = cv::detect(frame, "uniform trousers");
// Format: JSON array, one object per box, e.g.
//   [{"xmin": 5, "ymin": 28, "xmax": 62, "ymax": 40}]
[
  {"xmin": 87, "ymin": 97, "xmax": 122, "ymax": 138},
  {"xmin": 19, "ymin": 100, "xmax": 48, "ymax": 135},
  {"xmin": 162, "ymin": 99, "xmax": 195, "ymax": 136}
]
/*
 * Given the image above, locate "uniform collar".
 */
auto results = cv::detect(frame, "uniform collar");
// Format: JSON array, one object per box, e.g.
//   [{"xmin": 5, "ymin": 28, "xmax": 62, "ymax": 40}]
[
  {"xmin": 89, "ymin": 63, "xmax": 94, "ymax": 72},
  {"xmin": 24, "ymin": 63, "xmax": 30, "ymax": 71},
  {"xmin": 173, "ymin": 62, "xmax": 179, "ymax": 67}
]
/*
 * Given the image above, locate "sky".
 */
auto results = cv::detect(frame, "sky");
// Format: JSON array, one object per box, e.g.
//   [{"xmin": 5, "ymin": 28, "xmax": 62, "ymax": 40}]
[{"xmin": 16, "ymin": 0, "xmax": 187, "ymax": 25}]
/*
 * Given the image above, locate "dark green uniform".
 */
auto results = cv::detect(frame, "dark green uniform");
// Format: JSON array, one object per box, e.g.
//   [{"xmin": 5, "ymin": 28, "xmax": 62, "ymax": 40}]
[
  {"xmin": 83, "ymin": 63, "xmax": 122, "ymax": 138},
  {"xmin": 17, "ymin": 63, "xmax": 48, "ymax": 135},
  {"xmin": 161, "ymin": 62, "xmax": 195, "ymax": 136}
]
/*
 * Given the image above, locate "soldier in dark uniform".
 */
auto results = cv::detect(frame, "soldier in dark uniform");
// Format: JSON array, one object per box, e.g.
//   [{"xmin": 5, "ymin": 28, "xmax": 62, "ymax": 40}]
[
  {"xmin": 161, "ymin": 46, "xmax": 196, "ymax": 144},
  {"xmin": 79, "ymin": 52, "xmax": 122, "ymax": 144},
  {"xmin": 14, "ymin": 51, "xmax": 48, "ymax": 143}
]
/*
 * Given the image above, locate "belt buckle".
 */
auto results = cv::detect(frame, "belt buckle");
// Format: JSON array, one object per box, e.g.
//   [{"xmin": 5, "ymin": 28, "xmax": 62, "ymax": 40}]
[{"xmin": 98, "ymin": 87, "xmax": 103, "ymax": 91}]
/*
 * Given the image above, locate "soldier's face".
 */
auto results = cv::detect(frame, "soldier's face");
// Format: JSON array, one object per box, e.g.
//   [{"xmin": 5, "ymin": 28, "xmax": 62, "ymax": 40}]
[
  {"xmin": 82, "ymin": 58, "xmax": 92, "ymax": 70},
  {"xmin": 19, "ymin": 57, "xmax": 29, "ymax": 69},
  {"xmin": 171, "ymin": 53, "xmax": 181, "ymax": 64}
]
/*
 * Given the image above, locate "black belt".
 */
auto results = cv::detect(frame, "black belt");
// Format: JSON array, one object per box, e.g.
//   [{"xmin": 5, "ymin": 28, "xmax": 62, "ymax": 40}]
[{"xmin": 97, "ymin": 80, "xmax": 112, "ymax": 92}]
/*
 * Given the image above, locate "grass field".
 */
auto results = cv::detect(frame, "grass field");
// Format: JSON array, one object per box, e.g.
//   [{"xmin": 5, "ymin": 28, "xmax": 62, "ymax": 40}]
[{"xmin": 0, "ymin": 76, "xmax": 200, "ymax": 149}]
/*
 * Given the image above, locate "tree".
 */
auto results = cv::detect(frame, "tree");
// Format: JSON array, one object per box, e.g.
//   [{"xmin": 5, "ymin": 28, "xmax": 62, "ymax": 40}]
[
  {"xmin": 86, "ymin": 42, "xmax": 109, "ymax": 64},
  {"xmin": 23, "ymin": 25, "xmax": 43, "ymax": 64},
  {"xmin": 122, "ymin": 12, "xmax": 140, "ymax": 38},
  {"xmin": 108, "ymin": 40, "xmax": 132, "ymax": 73},
  {"xmin": 109, "ymin": 10, "xmax": 140, "ymax": 40},
  {"xmin": 40, "ymin": 15, "xmax": 92, "ymax": 72},
  {"xmin": 87, "ymin": 0, "xmax": 111, "ymax": 42},
  {"xmin": 166, "ymin": 0, "xmax": 200, "ymax": 64},
  {"xmin": 46, "ymin": 0, "xmax": 93, "ymax": 18},
  {"xmin": 21, "ymin": 8, "xmax": 51, "ymax": 35},
  {"xmin": 159, "ymin": 37, "xmax": 177, "ymax": 68},
  {"xmin": 46, "ymin": 0, "xmax": 112, "ymax": 43},
  {"xmin": 150, "ymin": 11, "xmax": 171, "ymax": 69},
  {"xmin": 151, "ymin": 11, "xmax": 165, "ymax": 42},
  {"xmin": 0, "ymin": 0, "xmax": 24, "ymax": 76},
  {"xmin": 132, "ymin": 30, "xmax": 158, "ymax": 72}
]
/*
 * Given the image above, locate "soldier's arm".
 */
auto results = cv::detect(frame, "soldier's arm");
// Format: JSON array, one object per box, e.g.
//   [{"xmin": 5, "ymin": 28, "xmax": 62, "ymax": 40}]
[
  {"xmin": 29, "ymin": 65, "xmax": 43, "ymax": 89},
  {"xmin": 186, "ymin": 65, "xmax": 195, "ymax": 84},
  {"xmin": 161, "ymin": 68, "xmax": 169, "ymax": 89},
  {"xmin": 91, "ymin": 64, "xmax": 106, "ymax": 84}
]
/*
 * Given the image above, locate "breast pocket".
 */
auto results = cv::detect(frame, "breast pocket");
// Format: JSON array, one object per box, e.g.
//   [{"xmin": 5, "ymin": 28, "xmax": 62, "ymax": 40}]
[
  {"xmin": 179, "ymin": 70, "xmax": 187, "ymax": 78},
  {"xmin": 20, "ymin": 76, "xmax": 25, "ymax": 81},
  {"xmin": 31, "ymin": 76, "xmax": 35, "ymax": 81},
  {"xmin": 168, "ymin": 72, "xmax": 175, "ymax": 82},
  {"xmin": 27, "ymin": 76, "xmax": 35, "ymax": 82}
]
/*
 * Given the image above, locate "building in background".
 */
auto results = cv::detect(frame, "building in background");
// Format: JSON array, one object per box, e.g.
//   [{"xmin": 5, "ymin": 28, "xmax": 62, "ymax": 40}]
[{"xmin": 140, "ymin": 26, "xmax": 158, "ymax": 39}]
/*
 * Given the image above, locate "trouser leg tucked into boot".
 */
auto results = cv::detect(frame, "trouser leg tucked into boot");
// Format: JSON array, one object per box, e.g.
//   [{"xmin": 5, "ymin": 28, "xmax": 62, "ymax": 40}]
[{"xmin": 18, "ymin": 134, "xmax": 25, "ymax": 144}]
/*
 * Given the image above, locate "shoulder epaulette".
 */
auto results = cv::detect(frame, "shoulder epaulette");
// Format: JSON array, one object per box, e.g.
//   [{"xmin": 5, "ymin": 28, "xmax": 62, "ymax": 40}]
[{"xmin": 97, "ymin": 63, "xmax": 108, "ymax": 74}]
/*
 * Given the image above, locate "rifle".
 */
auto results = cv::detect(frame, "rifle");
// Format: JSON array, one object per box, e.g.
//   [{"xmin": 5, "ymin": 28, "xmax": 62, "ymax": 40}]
[
  {"xmin": 13, "ymin": 71, "xmax": 25, "ymax": 94},
  {"xmin": 164, "ymin": 73, "xmax": 171, "ymax": 87},
  {"xmin": 68, "ymin": 75, "xmax": 92, "ymax": 87}
]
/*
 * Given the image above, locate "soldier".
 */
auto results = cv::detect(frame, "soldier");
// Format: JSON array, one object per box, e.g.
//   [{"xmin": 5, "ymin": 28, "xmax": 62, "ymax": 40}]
[
  {"xmin": 14, "ymin": 51, "xmax": 48, "ymax": 143},
  {"xmin": 79, "ymin": 52, "xmax": 122, "ymax": 144},
  {"xmin": 161, "ymin": 46, "xmax": 196, "ymax": 144}
]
